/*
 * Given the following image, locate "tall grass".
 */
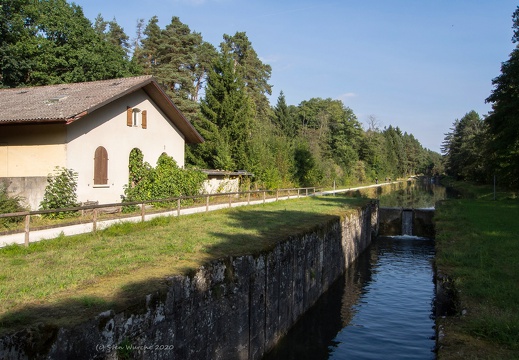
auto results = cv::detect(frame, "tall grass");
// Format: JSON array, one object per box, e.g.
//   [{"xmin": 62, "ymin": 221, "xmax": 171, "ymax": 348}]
[{"xmin": 435, "ymin": 182, "xmax": 519, "ymax": 359}]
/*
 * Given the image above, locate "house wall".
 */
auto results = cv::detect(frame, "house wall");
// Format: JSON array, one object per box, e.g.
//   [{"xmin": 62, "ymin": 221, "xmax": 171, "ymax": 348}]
[
  {"xmin": 0, "ymin": 124, "xmax": 67, "ymax": 177},
  {"xmin": 0, "ymin": 177, "xmax": 48, "ymax": 210},
  {"xmin": 202, "ymin": 177, "xmax": 240, "ymax": 194},
  {"xmin": 66, "ymin": 89, "xmax": 186, "ymax": 205}
]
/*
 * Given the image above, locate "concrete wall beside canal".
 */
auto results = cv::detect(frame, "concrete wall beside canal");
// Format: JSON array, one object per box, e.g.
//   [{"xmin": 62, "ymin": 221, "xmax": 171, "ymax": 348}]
[{"xmin": 0, "ymin": 202, "xmax": 379, "ymax": 360}]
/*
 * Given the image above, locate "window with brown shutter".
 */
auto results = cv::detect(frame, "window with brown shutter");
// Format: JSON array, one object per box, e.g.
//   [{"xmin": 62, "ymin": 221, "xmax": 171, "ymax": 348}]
[
  {"xmin": 142, "ymin": 110, "xmax": 147, "ymax": 129},
  {"xmin": 127, "ymin": 107, "xmax": 133, "ymax": 127},
  {"xmin": 94, "ymin": 146, "xmax": 108, "ymax": 185}
]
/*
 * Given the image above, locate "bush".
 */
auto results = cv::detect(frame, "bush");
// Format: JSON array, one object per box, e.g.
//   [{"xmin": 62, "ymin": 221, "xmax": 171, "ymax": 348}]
[
  {"xmin": 0, "ymin": 185, "xmax": 27, "ymax": 228},
  {"xmin": 39, "ymin": 167, "xmax": 80, "ymax": 218},
  {"xmin": 123, "ymin": 153, "xmax": 206, "ymax": 208}
]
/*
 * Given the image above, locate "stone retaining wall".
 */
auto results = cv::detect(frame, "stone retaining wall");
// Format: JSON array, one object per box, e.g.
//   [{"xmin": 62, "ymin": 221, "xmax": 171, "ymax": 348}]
[{"xmin": 0, "ymin": 202, "xmax": 378, "ymax": 360}]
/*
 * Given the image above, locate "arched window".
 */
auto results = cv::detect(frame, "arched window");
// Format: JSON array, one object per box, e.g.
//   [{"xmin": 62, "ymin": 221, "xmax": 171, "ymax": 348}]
[
  {"xmin": 126, "ymin": 107, "xmax": 147, "ymax": 129},
  {"xmin": 132, "ymin": 108, "xmax": 141, "ymax": 126},
  {"xmin": 94, "ymin": 146, "xmax": 108, "ymax": 185}
]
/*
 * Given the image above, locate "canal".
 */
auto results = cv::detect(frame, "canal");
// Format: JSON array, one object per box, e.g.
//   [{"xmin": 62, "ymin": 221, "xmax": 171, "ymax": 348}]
[{"xmin": 263, "ymin": 179, "xmax": 445, "ymax": 360}]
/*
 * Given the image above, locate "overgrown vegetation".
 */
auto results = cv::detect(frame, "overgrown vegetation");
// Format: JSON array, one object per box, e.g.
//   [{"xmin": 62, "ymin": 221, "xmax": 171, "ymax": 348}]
[
  {"xmin": 0, "ymin": 195, "xmax": 367, "ymax": 334},
  {"xmin": 435, "ymin": 180, "xmax": 519, "ymax": 359},
  {"xmin": 123, "ymin": 151, "xmax": 206, "ymax": 207},
  {"xmin": 0, "ymin": 184, "xmax": 26, "ymax": 228},
  {"xmin": 39, "ymin": 167, "xmax": 79, "ymax": 219}
]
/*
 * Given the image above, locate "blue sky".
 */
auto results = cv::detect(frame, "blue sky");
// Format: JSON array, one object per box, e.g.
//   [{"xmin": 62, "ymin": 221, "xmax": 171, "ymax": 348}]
[{"xmin": 76, "ymin": 0, "xmax": 518, "ymax": 152}]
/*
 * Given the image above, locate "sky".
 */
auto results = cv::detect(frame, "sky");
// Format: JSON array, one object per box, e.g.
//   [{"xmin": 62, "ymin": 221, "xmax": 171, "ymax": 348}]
[{"xmin": 75, "ymin": 0, "xmax": 518, "ymax": 153}]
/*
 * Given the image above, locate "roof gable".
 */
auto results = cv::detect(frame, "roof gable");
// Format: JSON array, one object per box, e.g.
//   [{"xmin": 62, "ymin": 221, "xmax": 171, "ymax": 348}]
[{"xmin": 0, "ymin": 76, "xmax": 203, "ymax": 144}]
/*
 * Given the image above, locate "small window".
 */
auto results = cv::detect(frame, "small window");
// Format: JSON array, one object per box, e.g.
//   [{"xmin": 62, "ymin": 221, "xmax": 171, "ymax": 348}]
[
  {"xmin": 132, "ymin": 108, "xmax": 141, "ymax": 126},
  {"xmin": 126, "ymin": 107, "xmax": 147, "ymax": 128},
  {"xmin": 94, "ymin": 146, "xmax": 108, "ymax": 185}
]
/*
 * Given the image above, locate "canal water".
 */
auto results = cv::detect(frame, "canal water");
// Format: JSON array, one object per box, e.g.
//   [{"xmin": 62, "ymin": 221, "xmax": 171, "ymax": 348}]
[{"xmin": 263, "ymin": 179, "xmax": 443, "ymax": 360}]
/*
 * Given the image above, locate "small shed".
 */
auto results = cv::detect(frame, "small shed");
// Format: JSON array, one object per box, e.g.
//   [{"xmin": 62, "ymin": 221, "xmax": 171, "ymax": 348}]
[{"xmin": 201, "ymin": 170, "xmax": 254, "ymax": 194}]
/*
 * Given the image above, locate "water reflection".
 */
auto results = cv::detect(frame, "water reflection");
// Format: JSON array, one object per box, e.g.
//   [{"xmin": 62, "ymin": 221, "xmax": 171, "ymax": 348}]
[
  {"xmin": 262, "ymin": 178, "xmax": 444, "ymax": 360},
  {"xmin": 341, "ymin": 178, "xmax": 447, "ymax": 209},
  {"xmin": 376, "ymin": 178, "xmax": 446, "ymax": 208},
  {"xmin": 263, "ymin": 236, "xmax": 436, "ymax": 360}
]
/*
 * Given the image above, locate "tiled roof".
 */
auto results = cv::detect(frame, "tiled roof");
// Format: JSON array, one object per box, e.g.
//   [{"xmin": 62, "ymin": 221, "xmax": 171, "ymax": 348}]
[
  {"xmin": 0, "ymin": 76, "xmax": 154, "ymax": 123},
  {"xmin": 0, "ymin": 76, "xmax": 204, "ymax": 143}
]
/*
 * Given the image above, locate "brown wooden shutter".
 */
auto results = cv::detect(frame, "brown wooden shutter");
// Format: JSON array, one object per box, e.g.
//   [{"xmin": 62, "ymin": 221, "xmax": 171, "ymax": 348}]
[
  {"xmin": 141, "ymin": 110, "xmax": 147, "ymax": 129},
  {"xmin": 127, "ymin": 107, "xmax": 133, "ymax": 127},
  {"xmin": 94, "ymin": 146, "xmax": 108, "ymax": 185}
]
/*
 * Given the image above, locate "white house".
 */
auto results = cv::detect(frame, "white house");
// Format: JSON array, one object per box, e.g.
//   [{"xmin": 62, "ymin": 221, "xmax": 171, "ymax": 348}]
[{"xmin": 0, "ymin": 76, "xmax": 204, "ymax": 209}]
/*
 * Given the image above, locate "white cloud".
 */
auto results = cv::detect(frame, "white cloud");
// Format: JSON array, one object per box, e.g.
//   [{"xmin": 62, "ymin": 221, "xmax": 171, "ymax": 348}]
[
  {"xmin": 337, "ymin": 92, "xmax": 357, "ymax": 101},
  {"xmin": 169, "ymin": 0, "xmax": 229, "ymax": 5}
]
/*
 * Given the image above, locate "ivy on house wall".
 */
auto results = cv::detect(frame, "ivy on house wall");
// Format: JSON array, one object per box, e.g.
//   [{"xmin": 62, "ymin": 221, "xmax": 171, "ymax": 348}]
[{"xmin": 123, "ymin": 151, "xmax": 206, "ymax": 206}]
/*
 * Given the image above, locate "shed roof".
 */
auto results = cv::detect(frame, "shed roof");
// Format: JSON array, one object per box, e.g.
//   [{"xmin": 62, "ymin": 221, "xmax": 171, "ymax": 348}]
[{"xmin": 0, "ymin": 76, "xmax": 203, "ymax": 143}]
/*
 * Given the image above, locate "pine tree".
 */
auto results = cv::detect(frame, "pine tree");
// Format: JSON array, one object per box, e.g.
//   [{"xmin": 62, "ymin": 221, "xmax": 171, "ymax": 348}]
[
  {"xmin": 196, "ymin": 54, "xmax": 253, "ymax": 170},
  {"xmin": 485, "ymin": 6, "xmax": 519, "ymax": 187}
]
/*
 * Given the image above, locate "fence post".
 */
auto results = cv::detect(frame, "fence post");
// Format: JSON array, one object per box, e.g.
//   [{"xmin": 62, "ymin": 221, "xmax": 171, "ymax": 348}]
[
  {"xmin": 287, "ymin": 189, "xmax": 290, "ymax": 199},
  {"xmin": 297, "ymin": 189, "xmax": 300, "ymax": 198},
  {"xmin": 206, "ymin": 195, "xmax": 209, "ymax": 212},
  {"xmin": 141, "ymin": 202, "xmax": 145, "ymax": 222},
  {"xmin": 247, "ymin": 192, "xmax": 250, "ymax": 205},
  {"xmin": 306, "ymin": 188, "xmax": 308, "ymax": 196},
  {"xmin": 276, "ymin": 189, "xmax": 279, "ymax": 201},
  {"xmin": 92, "ymin": 208, "xmax": 98, "ymax": 232},
  {"xmin": 24, "ymin": 214, "xmax": 30, "ymax": 247},
  {"xmin": 229, "ymin": 194, "xmax": 232, "ymax": 207},
  {"xmin": 177, "ymin": 198, "xmax": 181, "ymax": 216},
  {"xmin": 263, "ymin": 191, "xmax": 266, "ymax": 204}
]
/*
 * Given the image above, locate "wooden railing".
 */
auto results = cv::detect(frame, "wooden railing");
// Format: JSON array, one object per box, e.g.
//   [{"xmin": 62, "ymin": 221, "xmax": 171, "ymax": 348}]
[{"xmin": 0, "ymin": 187, "xmax": 321, "ymax": 246}]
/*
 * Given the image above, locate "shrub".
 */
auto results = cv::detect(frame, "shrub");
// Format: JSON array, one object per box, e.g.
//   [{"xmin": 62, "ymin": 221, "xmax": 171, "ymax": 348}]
[
  {"xmin": 123, "ymin": 153, "xmax": 206, "ymax": 207},
  {"xmin": 39, "ymin": 167, "xmax": 79, "ymax": 218},
  {"xmin": 0, "ymin": 184, "xmax": 27, "ymax": 228}
]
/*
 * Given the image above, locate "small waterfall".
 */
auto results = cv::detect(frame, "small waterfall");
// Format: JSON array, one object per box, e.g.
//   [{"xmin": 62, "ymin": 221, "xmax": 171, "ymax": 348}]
[{"xmin": 401, "ymin": 209, "xmax": 413, "ymax": 236}]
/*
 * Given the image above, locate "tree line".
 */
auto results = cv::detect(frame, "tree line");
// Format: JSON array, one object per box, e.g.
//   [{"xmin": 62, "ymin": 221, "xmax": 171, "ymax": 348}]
[
  {"xmin": 442, "ymin": 6, "xmax": 519, "ymax": 189},
  {"xmin": 1, "ymin": 0, "xmax": 442, "ymax": 190}
]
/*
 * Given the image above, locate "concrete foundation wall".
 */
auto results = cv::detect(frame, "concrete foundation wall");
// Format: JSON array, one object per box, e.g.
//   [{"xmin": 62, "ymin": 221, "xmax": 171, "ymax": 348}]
[
  {"xmin": 0, "ymin": 202, "xmax": 378, "ymax": 360},
  {"xmin": 0, "ymin": 176, "xmax": 48, "ymax": 210}
]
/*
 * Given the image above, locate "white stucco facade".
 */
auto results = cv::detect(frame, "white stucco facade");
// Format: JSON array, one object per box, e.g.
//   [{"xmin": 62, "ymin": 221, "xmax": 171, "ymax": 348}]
[
  {"xmin": 1, "ymin": 90, "xmax": 190, "ymax": 208},
  {"xmin": 66, "ymin": 89, "xmax": 186, "ymax": 205}
]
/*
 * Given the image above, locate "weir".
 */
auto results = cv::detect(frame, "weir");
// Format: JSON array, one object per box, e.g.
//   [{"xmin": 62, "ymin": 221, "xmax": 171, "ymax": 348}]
[{"xmin": 378, "ymin": 207, "xmax": 435, "ymax": 238}]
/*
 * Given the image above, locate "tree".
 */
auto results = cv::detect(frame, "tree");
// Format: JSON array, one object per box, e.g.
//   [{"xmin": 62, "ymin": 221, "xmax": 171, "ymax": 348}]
[
  {"xmin": 0, "ymin": 0, "xmax": 135, "ymax": 87},
  {"xmin": 272, "ymin": 91, "xmax": 297, "ymax": 138},
  {"xmin": 135, "ymin": 16, "xmax": 217, "ymax": 120},
  {"xmin": 382, "ymin": 126, "xmax": 406, "ymax": 178},
  {"xmin": 136, "ymin": 16, "xmax": 161, "ymax": 75},
  {"xmin": 484, "ymin": 6, "xmax": 519, "ymax": 187},
  {"xmin": 194, "ymin": 53, "xmax": 254, "ymax": 170},
  {"xmin": 443, "ymin": 111, "xmax": 488, "ymax": 182},
  {"xmin": 220, "ymin": 32, "xmax": 272, "ymax": 119}
]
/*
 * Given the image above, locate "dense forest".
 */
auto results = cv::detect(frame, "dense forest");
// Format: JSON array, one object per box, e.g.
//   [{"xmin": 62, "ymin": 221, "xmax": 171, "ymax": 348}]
[
  {"xmin": 1, "ymin": 0, "xmax": 443, "ymax": 189},
  {"xmin": 442, "ymin": 6, "xmax": 519, "ymax": 189}
]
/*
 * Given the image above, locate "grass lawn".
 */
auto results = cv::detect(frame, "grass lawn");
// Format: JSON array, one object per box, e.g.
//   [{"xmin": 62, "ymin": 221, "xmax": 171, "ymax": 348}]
[
  {"xmin": 435, "ymin": 182, "xmax": 519, "ymax": 359},
  {"xmin": 0, "ymin": 195, "xmax": 368, "ymax": 335}
]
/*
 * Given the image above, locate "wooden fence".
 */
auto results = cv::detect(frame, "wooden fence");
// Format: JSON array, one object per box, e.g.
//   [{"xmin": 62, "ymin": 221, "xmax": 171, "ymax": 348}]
[{"xmin": 0, "ymin": 187, "xmax": 320, "ymax": 247}]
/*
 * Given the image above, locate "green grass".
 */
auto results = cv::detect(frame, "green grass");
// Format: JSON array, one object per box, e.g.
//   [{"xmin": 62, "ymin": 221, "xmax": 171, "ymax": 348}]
[
  {"xmin": 0, "ymin": 195, "xmax": 367, "ymax": 334},
  {"xmin": 435, "ymin": 181, "xmax": 519, "ymax": 359}
]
